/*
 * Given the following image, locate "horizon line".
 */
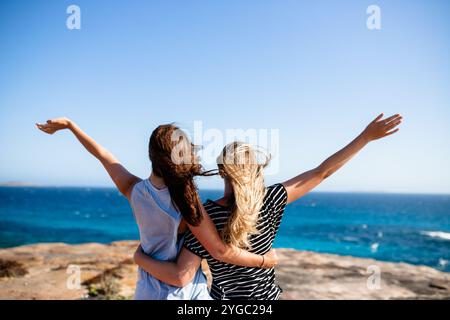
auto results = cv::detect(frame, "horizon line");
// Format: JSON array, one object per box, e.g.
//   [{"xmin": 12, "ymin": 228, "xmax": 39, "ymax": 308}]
[{"xmin": 1, "ymin": 182, "xmax": 449, "ymax": 196}]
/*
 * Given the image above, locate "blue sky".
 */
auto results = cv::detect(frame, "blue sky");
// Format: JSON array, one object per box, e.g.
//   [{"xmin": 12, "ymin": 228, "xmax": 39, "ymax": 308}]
[{"xmin": 0, "ymin": 0, "xmax": 449, "ymax": 193}]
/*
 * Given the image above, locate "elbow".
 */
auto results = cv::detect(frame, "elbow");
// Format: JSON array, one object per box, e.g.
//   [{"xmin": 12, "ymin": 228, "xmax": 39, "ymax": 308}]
[
  {"xmin": 314, "ymin": 166, "xmax": 330, "ymax": 180},
  {"xmin": 172, "ymin": 271, "xmax": 196, "ymax": 288},
  {"xmin": 209, "ymin": 246, "xmax": 229, "ymax": 262},
  {"xmin": 315, "ymin": 166, "xmax": 331, "ymax": 180},
  {"xmin": 322, "ymin": 170, "xmax": 333, "ymax": 180},
  {"xmin": 174, "ymin": 275, "xmax": 193, "ymax": 288}
]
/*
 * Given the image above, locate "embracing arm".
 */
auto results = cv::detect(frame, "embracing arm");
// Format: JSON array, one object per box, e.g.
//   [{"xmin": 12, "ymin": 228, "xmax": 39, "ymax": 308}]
[
  {"xmin": 134, "ymin": 246, "xmax": 202, "ymax": 287},
  {"xmin": 36, "ymin": 118, "xmax": 141, "ymax": 200},
  {"xmin": 283, "ymin": 113, "xmax": 402, "ymax": 204},
  {"xmin": 187, "ymin": 203, "xmax": 277, "ymax": 268},
  {"xmin": 134, "ymin": 201, "xmax": 278, "ymax": 287}
]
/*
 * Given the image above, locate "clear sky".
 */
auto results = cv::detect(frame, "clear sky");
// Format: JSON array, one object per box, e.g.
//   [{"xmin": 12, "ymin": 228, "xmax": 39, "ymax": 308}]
[{"xmin": 1, "ymin": 0, "xmax": 449, "ymax": 193}]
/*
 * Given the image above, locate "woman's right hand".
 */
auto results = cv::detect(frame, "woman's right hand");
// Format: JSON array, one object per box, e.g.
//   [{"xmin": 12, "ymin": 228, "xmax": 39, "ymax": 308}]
[
  {"xmin": 36, "ymin": 118, "xmax": 72, "ymax": 135},
  {"xmin": 262, "ymin": 249, "xmax": 278, "ymax": 268}
]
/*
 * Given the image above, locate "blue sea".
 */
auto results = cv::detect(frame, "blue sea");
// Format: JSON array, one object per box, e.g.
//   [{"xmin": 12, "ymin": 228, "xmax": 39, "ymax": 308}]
[{"xmin": 0, "ymin": 187, "xmax": 449, "ymax": 272}]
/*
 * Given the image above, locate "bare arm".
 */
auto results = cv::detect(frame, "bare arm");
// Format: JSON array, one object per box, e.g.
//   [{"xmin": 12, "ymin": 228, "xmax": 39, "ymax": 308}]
[
  {"xmin": 134, "ymin": 202, "xmax": 279, "ymax": 287},
  {"xmin": 134, "ymin": 200, "xmax": 279, "ymax": 286},
  {"xmin": 283, "ymin": 113, "xmax": 402, "ymax": 204},
  {"xmin": 134, "ymin": 246, "xmax": 202, "ymax": 287},
  {"xmin": 36, "ymin": 118, "xmax": 141, "ymax": 200},
  {"xmin": 187, "ymin": 201, "xmax": 277, "ymax": 268}
]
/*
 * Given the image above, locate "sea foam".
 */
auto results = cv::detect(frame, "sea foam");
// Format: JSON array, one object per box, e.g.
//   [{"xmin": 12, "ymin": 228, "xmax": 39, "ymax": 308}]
[{"xmin": 421, "ymin": 231, "xmax": 450, "ymax": 241}]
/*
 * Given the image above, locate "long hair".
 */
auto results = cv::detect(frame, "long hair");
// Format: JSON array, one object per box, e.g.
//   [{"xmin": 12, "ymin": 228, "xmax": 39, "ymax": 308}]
[
  {"xmin": 149, "ymin": 124, "xmax": 214, "ymax": 226},
  {"xmin": 217, "ymin": 142, "xmax": 271, "ymax": 249}
]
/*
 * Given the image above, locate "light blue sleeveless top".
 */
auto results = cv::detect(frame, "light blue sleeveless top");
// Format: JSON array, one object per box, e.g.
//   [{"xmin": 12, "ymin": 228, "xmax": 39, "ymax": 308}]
[{"xmin": 130, "ymin": 179, "xmax": 211, "ymax": 300}]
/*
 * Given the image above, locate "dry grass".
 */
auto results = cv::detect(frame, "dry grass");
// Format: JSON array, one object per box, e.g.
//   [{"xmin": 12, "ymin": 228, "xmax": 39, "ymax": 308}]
[{"xmin": 0, "ymin": 259, "xmax": 28, "ymax": 278}]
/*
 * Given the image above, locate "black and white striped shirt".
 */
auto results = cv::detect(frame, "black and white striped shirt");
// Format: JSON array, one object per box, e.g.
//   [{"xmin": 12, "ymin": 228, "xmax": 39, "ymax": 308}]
[{"xmin": 184, "ymin": 184, "xmax": 288, "ymax": 300}]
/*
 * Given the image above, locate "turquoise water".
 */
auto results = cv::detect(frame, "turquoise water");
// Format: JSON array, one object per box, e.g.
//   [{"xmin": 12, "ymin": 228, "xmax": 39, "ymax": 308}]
[{"xmin": 0, "ymin": 187, "xmax": 449, "ymax": 272}]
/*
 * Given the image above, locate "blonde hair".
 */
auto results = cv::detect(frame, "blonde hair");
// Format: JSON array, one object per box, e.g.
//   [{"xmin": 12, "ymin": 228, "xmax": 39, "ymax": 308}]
[{"xmin": 217, "ymin": 142, "xmax": 270, "ymax": 249}]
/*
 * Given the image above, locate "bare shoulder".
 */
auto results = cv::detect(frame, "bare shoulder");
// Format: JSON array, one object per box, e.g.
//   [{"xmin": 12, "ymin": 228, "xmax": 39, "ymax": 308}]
[{"xmin": 125, "ymin": 177, "xmax": 144, "ymax": 201}]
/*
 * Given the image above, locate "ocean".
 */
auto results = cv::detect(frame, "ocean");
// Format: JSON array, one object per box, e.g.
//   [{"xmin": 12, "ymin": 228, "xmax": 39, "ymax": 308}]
[{"xmin": 0, "ymin": 187, "xmax": 449, "ymax": 272}]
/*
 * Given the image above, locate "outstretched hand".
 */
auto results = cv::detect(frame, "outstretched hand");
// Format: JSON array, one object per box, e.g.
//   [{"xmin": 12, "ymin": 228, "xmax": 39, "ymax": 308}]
[
  {"xmin": 36, "ymin": 118, "xmax": 72, "ymax": 135},
  {"xmin": 363, "ymin": 113, "xmax": 402, "ymax": 141}
]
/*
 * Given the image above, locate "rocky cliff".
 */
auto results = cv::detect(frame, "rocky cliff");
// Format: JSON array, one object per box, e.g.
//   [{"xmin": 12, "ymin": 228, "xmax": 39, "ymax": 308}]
[{"xmin": 0, "ymin": 241, "xmax": 449, "ymax": 300}]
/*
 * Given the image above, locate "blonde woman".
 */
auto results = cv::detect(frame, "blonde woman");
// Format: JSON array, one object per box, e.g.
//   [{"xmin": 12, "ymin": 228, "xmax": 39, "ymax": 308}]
[{"xmin": 134, "ymin": 113, "xmax": 402, "ymax": 299}]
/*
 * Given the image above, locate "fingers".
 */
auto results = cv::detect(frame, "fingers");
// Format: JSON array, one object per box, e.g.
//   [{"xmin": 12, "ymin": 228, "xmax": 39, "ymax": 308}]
[
  {"xmin": 384, "ymin": 128, "xmax": 400, "ymax": 137},
  {"xmin": 367, "ymin": 113, "xmax": 402, "ymax": 140},
  {"xmin": 373, "ymin": 113, "xmax": 402, "ymax": 127},
  {"xmin": 372, "ymin": 113, "xmax": 384, "ymax": 123},
  {"xmin": 36, "ymin": 123, "xmax": 47, "ymax": 131},
  {"xmin": 36, "ymin": 122, "xmax": 50, "ymax": 128},
  {"xmin": 385, "ymin": 118, "xmax": 402, "ymax": 130},
  {"xmin": 386, "ymin": 116, "xmax": 402, "ymax": 126},
  {"xmin": 40, "ymin": 128, "xmax": 54, "ymax": 134},
  {"xmin": 36, "ymin": 123, "xmax": 49, "ymax": 130},
  {"xmin": 36, "ymin": 123, "xmax": 55, "ymax": 134},
  {"xmin": 382, "ymin": 114, "xmax": 401, "ymax": 124}
]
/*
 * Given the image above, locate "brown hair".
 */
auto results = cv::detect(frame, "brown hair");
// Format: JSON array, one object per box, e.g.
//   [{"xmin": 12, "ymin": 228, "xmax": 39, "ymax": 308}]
[{"xmin": 149, "ymin": 124, "xmax": 214, "ymax": 226}]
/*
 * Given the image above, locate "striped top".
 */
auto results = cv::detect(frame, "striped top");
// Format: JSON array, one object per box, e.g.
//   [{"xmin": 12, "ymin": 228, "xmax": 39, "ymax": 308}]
[{"xmin": 184, "ymin": 184, "xmax": 288, "ymax": 300}]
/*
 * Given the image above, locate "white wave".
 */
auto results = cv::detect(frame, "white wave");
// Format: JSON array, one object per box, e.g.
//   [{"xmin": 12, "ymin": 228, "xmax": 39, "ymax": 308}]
[
  {"xmin": 342, "ymin": 236, "xmax": 359, "ymax": 243},
  {"xmin": 438, "ymin": 259, "xmax": 448, "ymax": 268},
  {"xmin": 421, "ymin": 231, "xmax": 450, "ymax": 241},
  {"xmin": 370, "ymin": 243, "xmax": 379, "ymax": 253}
]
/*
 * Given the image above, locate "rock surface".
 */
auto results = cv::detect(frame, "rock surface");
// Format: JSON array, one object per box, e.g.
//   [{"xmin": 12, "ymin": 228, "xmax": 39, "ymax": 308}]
[{"xmin": 0, "ymin": 241, "xmax": 449, "ymax": 300}]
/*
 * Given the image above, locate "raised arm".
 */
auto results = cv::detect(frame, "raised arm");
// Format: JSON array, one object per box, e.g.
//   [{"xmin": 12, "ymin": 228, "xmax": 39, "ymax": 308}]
[
  {"xmin": 283, "ymin": 113, "xmax": 402, "ymax": 204},
  {"xmin": 36, "ymin": 118, "xmax": 141, "ymax": 200},
  {"xmin": 187, "ymin": 200, "xmax": 277, "ymax": 268}
]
